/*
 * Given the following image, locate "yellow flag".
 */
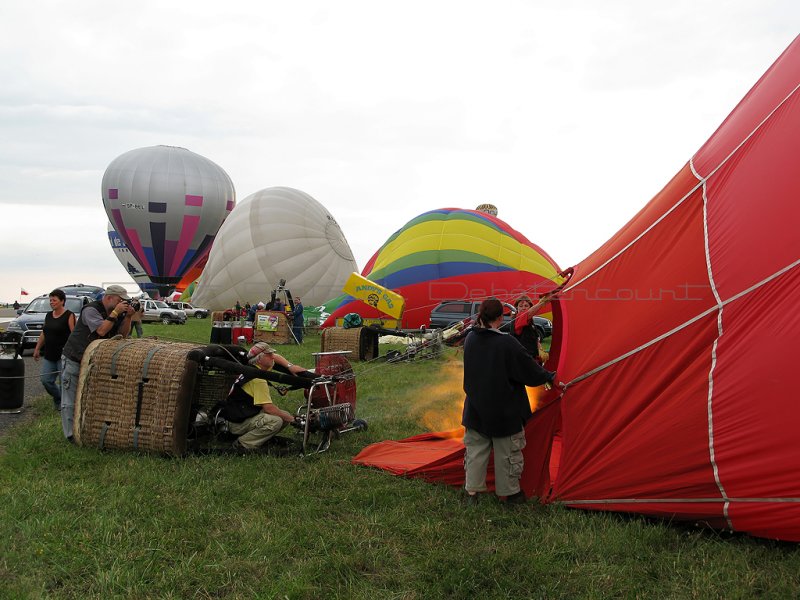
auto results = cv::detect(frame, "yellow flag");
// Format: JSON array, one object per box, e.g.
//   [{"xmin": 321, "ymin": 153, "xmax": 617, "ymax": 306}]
[{"xmin": 342, "ymin": 272, "xmax": 405, "ymax": 319}]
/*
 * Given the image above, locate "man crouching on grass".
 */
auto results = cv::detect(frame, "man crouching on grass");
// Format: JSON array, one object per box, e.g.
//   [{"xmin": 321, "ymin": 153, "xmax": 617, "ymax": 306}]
[{"xmin": 223, "ymin": 342, "xmax": 308, "ymax": 454}]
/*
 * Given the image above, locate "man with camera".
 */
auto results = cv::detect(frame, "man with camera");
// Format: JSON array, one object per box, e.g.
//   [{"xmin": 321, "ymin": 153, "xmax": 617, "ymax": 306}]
[{"xmin": 60, "ymin": 284, "xmax": 135, "ymax": 442}]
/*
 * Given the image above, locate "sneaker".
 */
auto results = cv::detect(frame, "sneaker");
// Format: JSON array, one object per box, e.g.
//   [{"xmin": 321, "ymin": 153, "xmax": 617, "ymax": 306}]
[{"xmin": 501, "ymin": 490, "xmax": 527, "ymax": 505}]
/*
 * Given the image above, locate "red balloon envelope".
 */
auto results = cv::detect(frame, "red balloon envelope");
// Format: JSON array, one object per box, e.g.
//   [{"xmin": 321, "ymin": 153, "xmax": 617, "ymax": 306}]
[{"xmin": 355, "ymin": 36, "xmax": 800, "ymax": 541}]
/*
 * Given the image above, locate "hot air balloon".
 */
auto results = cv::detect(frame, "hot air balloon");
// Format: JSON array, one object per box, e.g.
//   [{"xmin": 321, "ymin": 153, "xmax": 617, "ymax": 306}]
[
  {"xmin": 102, "ymin": 145, "xmax": 235, "ymax": 297},
  {"xmin": 355, "ymin": 37, "xmax": 800, "ymax": 542},
  {"xmin": 191, "ymin": 187, "xmax": 358, "ymax": 309},
  {"xmin": 107, "ymin": 223, "xmax": 160, "ymax": 296},
  {"xmin": 323, "ymin": 208, "xmax": 563, "ymax": 329}
]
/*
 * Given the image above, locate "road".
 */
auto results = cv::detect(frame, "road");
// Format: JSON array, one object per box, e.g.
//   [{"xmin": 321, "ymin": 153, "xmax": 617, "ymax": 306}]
[{"xmin": 1, "ymin": 306, "xmax": 50, "ymax": 439}]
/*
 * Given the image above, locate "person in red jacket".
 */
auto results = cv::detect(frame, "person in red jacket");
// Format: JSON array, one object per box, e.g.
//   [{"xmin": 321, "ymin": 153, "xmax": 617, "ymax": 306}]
[{"xmin": 510, "ymin": 294, "xmax": 547, "ymax": 362}]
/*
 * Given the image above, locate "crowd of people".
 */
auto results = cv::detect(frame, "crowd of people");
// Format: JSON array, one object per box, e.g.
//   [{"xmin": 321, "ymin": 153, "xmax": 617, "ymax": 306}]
[
  {"xmin": 235, "ymin": 295, "xmax": 305, "ymax": 344},
  {"xmin": 28, "ymin": 281, "xmax": 556, "ymax": 504}
]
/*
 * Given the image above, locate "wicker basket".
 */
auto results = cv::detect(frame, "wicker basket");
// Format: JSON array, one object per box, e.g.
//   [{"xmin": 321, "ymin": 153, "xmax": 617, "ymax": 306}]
[
  {"xmin": 73, "ymin": 338, "xmax": 204, "ymax": 455},
  {"xmin": 253, "ymin": 311, "xmax": 293, "ymax": 344},
  {"xmin": 320, "ymin": 327, "xmax": 379, "ymax": 361}
]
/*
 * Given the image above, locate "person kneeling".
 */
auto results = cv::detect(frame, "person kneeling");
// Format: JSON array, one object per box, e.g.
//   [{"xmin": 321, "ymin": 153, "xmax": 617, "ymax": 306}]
[{"xmin": 222, "ymin": 342, "xmax": 302, "ymax": 453}]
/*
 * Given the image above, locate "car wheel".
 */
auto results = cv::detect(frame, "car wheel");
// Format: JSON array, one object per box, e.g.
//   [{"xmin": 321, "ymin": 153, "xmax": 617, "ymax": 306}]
[
  {"xmin": 161, "ymin": 316, "xmax": 171, "ymax": 325},
  {"xmin": 195, "ymin": 313, "xmax": 204, "ymax": 319}
]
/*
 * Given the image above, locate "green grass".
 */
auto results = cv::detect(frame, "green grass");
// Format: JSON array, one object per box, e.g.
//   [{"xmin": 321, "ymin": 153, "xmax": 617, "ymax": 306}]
[{"xmin": 2, "ymin": 323, "xmax": 799, "ymax": 598}]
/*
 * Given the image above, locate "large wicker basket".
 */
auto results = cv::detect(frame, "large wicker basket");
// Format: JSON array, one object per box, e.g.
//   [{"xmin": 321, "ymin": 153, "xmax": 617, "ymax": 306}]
[
  {"xmin": 73, "ymin": 338, "xmax": 204, "ymax": 455},
  {"xmin": 320, "ymin": 327, "xmax": 379, "ymax": 361}
]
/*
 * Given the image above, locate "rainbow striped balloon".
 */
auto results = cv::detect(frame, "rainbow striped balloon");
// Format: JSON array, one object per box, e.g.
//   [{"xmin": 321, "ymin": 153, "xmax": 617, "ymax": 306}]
[{"xmin": 324, "ymin": 208, "xmax": 562, "ymax": 328}]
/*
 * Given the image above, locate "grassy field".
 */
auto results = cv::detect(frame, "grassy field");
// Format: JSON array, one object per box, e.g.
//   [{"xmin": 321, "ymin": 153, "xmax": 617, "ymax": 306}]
[{"xmin": 2, "ymin": 320, "xmax": 799, "ymax": 598}]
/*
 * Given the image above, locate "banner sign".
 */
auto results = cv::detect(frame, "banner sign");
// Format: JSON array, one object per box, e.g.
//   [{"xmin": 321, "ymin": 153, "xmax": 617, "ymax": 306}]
[
  {"xmin": 256, "ymin": 313, "xmax": 279, "ymax": 332},
  {"xmin": 342, "ymin": 272, "xmax": 405, "ymax": 319}
]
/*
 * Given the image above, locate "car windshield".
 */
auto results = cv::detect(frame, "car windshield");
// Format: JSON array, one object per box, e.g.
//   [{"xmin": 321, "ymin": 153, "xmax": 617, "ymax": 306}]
[
  {"xmin": 24, "ymin": 297, "xmax": 84, "ymax": 314},
  {"xmin": 24, "ymin": 298, "xmax": 51, "ymax": 313},
  {"xmin": 153, "ymin": 301, "xmax": 170, "ymax": 308}
]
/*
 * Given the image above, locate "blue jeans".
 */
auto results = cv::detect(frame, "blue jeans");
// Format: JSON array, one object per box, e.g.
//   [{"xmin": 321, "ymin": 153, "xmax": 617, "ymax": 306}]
[
  {"xmin": 40, "ymin": 357, "xmax": 62, "ymax": 406},
  {"xmin": 60, "ymin": 356, "xmax": 81, "ymax": 439}
]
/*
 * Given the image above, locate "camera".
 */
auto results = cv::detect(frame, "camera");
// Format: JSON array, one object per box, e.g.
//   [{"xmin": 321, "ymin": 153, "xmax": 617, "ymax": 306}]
[{"xmin": 129, "ymin": 300, "xmax": 142, "ymax": 312}]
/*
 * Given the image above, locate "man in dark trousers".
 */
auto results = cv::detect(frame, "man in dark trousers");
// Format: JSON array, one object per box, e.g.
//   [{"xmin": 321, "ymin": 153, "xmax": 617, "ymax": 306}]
[{"xmin": 291, "ymin": 296, "xmax": 304, "ymax": 343}]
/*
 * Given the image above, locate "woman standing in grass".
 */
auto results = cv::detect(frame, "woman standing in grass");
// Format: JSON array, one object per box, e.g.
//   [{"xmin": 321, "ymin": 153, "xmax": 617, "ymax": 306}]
[
  {"xmin": 461, "ymin": 297, "xmax": 555, "ymax": 505},
  {"xmin": 32, "ymin": 289, "xmax": 76, "ymax": 411}
]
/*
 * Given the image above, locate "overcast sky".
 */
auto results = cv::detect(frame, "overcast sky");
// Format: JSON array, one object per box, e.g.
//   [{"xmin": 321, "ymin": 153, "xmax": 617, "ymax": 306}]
[{"xmin": 0, "ymin": 1, "xmax": 796, "ymax": 303}]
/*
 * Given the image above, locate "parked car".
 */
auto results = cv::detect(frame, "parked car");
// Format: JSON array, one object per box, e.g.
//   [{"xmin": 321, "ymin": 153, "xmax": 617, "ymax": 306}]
[
  {"xmin": 429, "ymin": 300, "xmax": 553, "ymax": 339},
  {"xmin": 5, "ymin": 294, "xmax": 92, "ymax": 352},
  {"xmin": 141, "ymin": 299, "xmax": 186, "ymax": 325},
  {"xmin": 167, "ymin": 301, "xmax": 209, "ymax": 319}
]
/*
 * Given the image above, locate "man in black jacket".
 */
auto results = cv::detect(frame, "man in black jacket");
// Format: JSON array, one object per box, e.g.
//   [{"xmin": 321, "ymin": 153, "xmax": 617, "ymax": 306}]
[{"xmin": 461, "ymin": 298, "xmax": 555, "ymax": 504}]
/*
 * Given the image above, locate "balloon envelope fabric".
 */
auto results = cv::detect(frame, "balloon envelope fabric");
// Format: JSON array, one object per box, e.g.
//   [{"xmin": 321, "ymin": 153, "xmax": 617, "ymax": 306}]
[
  {"xmin": 323, "ymin": 208, "xmax": 563, "ymax": 329},
  {"xmin": 354, "ymin": 36, "xmax": 800, "ymax": 542},
  {"xmin": 191, "ymin": 186, "xmax": 358, "ymax": 309},
  {"xmin": 102, "ymin": 145, "xmax": 235, "ymax": 295}
]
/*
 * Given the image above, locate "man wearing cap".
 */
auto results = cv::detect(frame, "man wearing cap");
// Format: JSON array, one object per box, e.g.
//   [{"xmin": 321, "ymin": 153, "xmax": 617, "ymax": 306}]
[
  {"xmin": 224, "ymin": 342, "xmax": 307, "ymax": 453},
  {"xmin": 60, "ymin": 284, "xmax": 135, "ymax": 442}
]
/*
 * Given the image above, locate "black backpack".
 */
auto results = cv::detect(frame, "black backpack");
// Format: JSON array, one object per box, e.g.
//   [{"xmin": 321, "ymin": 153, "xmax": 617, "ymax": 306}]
[{"xmin": 214, "ymin": 375, "xmax": 261, "ymax": 423}]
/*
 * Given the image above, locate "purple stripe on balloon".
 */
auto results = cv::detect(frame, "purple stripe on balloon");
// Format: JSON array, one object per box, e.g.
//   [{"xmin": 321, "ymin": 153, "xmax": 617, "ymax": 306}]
[
  {"xmin": 169, "ymin": 214, "xmax": 200, "ymax": 275},
  {"xmin": 164, "ymin": 239, "xmax": 178, "ymax": 277},
  {"xmin": 109, "ymin": 188, "xmax": 118, "ymax": 200},
  {"xmin": 226, "ymin": 200, "xmax": 234, "ymax": 211},
  {"xmin": 185, "ymin": 195, "xmax": 203, "ymax": 206},
  {"xmin": 148, "ymin": 202, "xmax": 167, "ymax": 213},
  {"xmin": 150, "ymin": 222, "xmax": 166, "ymax": 277}
]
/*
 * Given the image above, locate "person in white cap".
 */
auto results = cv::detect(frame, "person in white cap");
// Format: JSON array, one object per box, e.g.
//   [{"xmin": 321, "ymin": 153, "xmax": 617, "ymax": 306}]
[
  {"xmin": 60, "ymin": 284, "xmax": 135, "ymax": 442},
  {"xmin": 223, "ymin": 342, "xmax": 307, "ymax": 453}
]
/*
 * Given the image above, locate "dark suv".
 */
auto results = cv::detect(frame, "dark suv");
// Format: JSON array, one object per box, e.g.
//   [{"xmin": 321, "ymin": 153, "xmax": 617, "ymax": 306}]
[
  {"xmin": 429, "ymin": 300, "xmax": 553, "ymax": 339},
  {"xmin": 6, "ymin": 294, "xmax": 92, "ymax": 352}
]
